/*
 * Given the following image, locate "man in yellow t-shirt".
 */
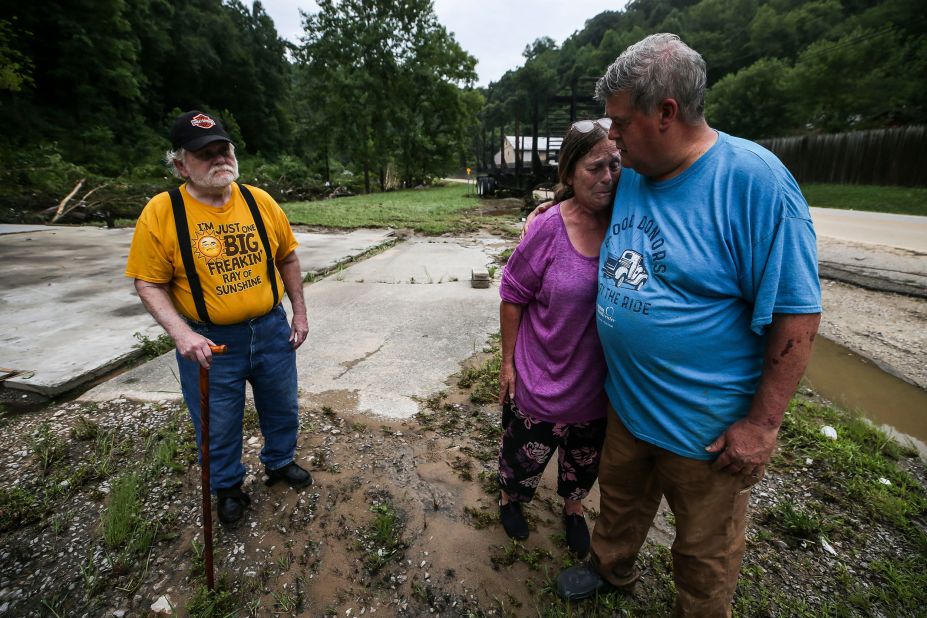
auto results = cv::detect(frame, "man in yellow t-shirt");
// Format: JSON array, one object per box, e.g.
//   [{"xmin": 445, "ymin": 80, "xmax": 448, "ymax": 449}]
[{"xmin": 126, "ymin": 110, "xmax": 312, "ymax": 526}]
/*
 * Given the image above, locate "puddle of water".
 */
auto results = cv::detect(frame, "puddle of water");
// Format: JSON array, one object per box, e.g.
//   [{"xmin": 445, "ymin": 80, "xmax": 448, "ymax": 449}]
[{"xmin": 804, "ymin": 336, "xmax": 927, "ymax": 456}]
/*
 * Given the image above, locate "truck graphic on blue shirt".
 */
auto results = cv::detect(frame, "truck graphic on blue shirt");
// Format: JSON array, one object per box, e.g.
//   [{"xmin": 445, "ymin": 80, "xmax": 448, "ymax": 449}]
[{"xmin": 603, "ymin": 250, "xmax": 649, "ymax": 290}]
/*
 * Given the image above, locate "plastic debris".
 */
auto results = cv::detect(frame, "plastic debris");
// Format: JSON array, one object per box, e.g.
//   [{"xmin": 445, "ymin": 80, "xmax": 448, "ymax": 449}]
[{"xmin": 820, "ymin": 425, "xmax": 838, "ymax": 440}]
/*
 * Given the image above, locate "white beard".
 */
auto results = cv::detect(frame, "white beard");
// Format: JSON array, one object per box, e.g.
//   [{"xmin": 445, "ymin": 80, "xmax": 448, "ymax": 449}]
[{"xmin": 188, "ymin": 160, "xmax": 239, "ymax": 190}]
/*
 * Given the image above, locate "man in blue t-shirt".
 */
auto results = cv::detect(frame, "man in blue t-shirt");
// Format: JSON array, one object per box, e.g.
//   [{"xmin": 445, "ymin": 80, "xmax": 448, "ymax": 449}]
[{"xmin": 556, "ymin": 34, "xmax": 822, "ymax": 615}]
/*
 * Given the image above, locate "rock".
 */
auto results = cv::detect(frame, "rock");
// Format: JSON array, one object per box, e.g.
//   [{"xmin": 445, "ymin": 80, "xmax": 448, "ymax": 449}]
[
  {"xmin": 820, "ymin": 425, "xmax": 838, "ymax": 440},
  {"xmin": 150, "ymin": 595, "xmax": 173, "ymax": 614},
  {"xmin": 114, "ymin": 610, "xmax": 127, "ymax": 617}
]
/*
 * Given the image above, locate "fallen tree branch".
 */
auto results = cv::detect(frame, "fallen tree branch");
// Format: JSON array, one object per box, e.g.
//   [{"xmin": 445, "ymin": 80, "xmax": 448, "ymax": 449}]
[{"xmin": 51, "ymin": 178, "xmax": 85, "ymax": 223}]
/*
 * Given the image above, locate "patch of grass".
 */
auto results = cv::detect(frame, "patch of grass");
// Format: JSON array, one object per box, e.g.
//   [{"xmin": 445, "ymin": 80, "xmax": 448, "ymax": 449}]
[
  {"xmin": 463, "ymin": 505, "xmax": 497, "ymax": 530},
  {"xmin": 490, "ymin": 541, "xmax": 552, "ymax": 570},
  {"xmin": 282, "ymin": 185, "xmax": 481, "ymax": 235},
  {"xmin": 458, "ymin": 335, "xmax": 502, "ymax": 405},
  {"xmin": 31, "ymin": 421, "xmax": 67, "ymax": 474},
  {"xmin": 70, "ymin": 415, "xmax": 100, "ymax": 441},
  {"xmin": 762, "ymin": 500, "xmax": 828, "ymax": 542},
  {"xmin": 449, "ymin": 456, "xmax": 473, "ymax": 481},
  {"xmin": 0, "ymin": 486, "xmax": 41, "ymax": 532},
  {"xmin": 801, "ymin": 183, "xmax": 927, "ymax": 216},
  {"xmin": 495, "ymin": 247, "xmax": 515, "ymax": 264},
  {"xmin": 360, "ymin": 500, "xmax": 407, "ymax": 574},
  {"xmin": 100, "ymin": 472, "xmax": 155, "ymax": 561},
  {"xmin": 776, "ymin": 399, "xmax": 927, "ymax": 528},
  {"xmin": 478, "ymin": 470, "xmax": 500, "ymax": 495},
  {"xmin": 187, "ymin": 578, "xmax": 238, "ymax": 618},
  {"xmin": 132, "ymin": 331, "xmax": 174, "ymax": 358}
]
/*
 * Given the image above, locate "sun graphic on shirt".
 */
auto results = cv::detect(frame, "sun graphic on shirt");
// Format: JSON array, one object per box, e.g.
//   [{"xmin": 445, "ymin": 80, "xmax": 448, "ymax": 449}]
[{"xmin": 192, "ymin": 232, "xmax": 224, "ymax": 263}]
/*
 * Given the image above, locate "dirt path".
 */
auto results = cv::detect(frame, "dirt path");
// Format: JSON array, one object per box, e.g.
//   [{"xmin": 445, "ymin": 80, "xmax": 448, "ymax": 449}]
[{"xmin": 819, "ymin": 279, "xmax": 927, "ymax": 390}]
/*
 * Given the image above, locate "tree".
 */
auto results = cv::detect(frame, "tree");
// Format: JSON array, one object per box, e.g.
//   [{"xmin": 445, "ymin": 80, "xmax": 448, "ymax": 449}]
[
  {"xmin": 298, "ymin": 0, "xmax": 477, "ymax": 191},
  {"xmin": 706, "ymin": 58, "xmax": 792, "ymax": 139}
]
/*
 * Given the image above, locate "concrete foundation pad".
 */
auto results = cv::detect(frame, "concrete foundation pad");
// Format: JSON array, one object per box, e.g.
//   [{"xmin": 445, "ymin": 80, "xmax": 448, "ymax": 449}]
[
  {"xmin": 82, "ymin": 237, "xmax": 506, "ymax": 419},
  {"xmin": 0, "ymin": 225, "xmax": 395, "ymax": 396}
]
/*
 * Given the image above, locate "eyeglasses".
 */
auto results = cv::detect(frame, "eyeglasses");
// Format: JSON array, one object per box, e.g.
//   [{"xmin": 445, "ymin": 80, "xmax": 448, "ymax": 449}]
[
  {"xmin": 190, "ymin": 143, "xmax": 232, "ymax": 161},
  {"xmin": 571, "ymin": 118, "xmax": 612, "ymax": 133}
]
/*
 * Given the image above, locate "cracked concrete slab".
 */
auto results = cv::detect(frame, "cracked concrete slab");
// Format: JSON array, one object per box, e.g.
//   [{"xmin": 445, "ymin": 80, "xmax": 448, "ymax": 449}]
[{"xmin": 0, "ymin": 225, "xmax": 395, "ymax": 396}]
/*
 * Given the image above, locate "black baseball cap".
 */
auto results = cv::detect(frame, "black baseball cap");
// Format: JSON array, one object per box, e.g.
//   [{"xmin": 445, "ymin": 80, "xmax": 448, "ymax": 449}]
[{"xmin": 170, "ymin": 110, "xmax": 233, "ymax": 151}]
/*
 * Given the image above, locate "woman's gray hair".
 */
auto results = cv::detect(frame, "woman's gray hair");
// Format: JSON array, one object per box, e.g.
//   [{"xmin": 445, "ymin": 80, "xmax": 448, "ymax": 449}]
[
  {"xmin": 553, "ymin": 122, "xmax": 610, "ymax": 204},
  {"xmin": 595, "ymin": 33, "xmax": 706, "ymax": 124},
  {"xmin": 164, "ymin": 148, "xmax": 187, "ymax": 179}
]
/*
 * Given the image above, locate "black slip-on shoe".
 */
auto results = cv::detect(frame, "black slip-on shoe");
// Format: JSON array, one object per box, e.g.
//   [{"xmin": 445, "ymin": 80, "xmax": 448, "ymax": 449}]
[
  {"xmin": 265, "ymin": 461, "xmax": 313, "ymax": 489},
  {"xmin": 499, "ymin": 500, "xmax": 529, "ymax": 540},
  {"xmin": 563, "ymin": 513, "xmax": 590, "ymax": 557},
  {"xmin": 216, "ymin": 486, "xmax": 251, "ymax": 527},
  {"xmin": 556, "ymin": 561, "xmax": 640, "ymax": 601}
]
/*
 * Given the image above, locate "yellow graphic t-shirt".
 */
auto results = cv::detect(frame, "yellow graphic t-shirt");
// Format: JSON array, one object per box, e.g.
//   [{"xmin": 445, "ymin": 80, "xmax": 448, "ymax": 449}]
[{"xmin": 125, "ymin": 183, "xmax": 298, "ymax": 325}]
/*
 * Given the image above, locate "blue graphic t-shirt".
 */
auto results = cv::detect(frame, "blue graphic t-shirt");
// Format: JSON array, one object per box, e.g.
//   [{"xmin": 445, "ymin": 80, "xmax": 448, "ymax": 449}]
[{"xmin": 596, "ymin": 131, "xmax": 821, "ymax": 460}]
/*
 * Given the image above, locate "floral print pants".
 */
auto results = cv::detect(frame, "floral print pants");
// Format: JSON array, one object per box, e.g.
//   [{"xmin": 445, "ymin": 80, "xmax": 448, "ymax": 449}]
[{"xmin": 497, "ymin": 399, "xmax": 607, "ymax": 503}]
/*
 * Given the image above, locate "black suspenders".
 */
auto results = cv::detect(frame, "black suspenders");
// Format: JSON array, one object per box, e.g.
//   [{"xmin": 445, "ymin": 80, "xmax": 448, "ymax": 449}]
[
  {"xmin": 238, "ymin": 184, "xmax": 280, "ymax": 310},
  {"xmin": 168, "ymin": 184, "xmax": 280, "ymax": 324}
]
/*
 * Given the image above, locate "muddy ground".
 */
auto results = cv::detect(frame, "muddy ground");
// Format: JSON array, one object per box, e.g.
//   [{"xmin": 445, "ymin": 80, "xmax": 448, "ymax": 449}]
[{"xmin": 0, "ymin": 223, "xmax": 925, "ymax": 617}]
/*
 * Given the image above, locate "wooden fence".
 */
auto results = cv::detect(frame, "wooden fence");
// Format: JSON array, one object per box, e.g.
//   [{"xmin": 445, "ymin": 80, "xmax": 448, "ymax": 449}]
[{"xmin": 758, "ymin": 126, "xmax": 926, "ymax": 187}]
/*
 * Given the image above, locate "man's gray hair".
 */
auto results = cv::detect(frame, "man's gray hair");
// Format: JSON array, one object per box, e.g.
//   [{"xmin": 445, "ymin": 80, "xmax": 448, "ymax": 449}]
[
  {"xmin": 164, "ymin": 148, "xmax": 187, "ymax": 179},
  {"xmin": 595, "ymin": 33, "xmax": 706, "ymax": 124}
]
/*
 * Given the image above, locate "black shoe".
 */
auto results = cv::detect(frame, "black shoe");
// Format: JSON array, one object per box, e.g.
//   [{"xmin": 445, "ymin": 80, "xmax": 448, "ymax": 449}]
[
  {"xmin": 265, "ymin": 461, "xmax": 313, "ymax": 489},
  {"xmin": 563, "ymin": 513, "xmax": 590, "ymax": 557},
  {"xmin": 556, "ymin": 561, "xmax": 640, "ymax": 601},
  {"xmin": 216, "ymin": 486, "xmax": 251, "ymax": 527},
  {"xmin": 499, "ymin": 500, "xmax": 529, "ymax": 540}
]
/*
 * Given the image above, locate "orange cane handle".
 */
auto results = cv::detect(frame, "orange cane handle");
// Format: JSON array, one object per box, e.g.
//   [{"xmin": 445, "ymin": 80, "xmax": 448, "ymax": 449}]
[{"xmin": 209, "ymin": 345, "xmax": 228, "ymax": 354}]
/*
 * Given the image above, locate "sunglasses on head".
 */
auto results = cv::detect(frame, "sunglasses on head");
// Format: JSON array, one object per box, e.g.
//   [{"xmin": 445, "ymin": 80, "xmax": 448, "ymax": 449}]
[{"xmin": 571, "ymin": 118, "xmax": 612, "ymax": 133}]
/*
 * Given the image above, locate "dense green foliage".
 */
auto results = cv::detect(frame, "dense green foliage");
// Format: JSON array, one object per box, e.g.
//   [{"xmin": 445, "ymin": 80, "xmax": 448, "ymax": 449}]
[
  {"xmin": 481, "ymin": 0, "xmax": 926, "ymax": 148},
  {"xmin": 0, "ymin": 0, "xmax": 477, "ymax": 222}
]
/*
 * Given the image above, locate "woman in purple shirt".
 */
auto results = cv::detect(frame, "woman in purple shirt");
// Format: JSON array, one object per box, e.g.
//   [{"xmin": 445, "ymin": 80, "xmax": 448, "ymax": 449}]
[{"xmin": 497, "ymin": 119, "xmax": 620, "ymax": 557}]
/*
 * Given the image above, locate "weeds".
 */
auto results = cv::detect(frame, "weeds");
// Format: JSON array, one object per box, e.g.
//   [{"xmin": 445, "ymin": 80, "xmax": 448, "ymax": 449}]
[
  {"xmin": 31, "ymin": 422, "xmax": 67, "ymax": 474},
  {"xmin": 100, "ymin": 472, "xmax": 155, "ymax": 565},
  {"xmin": 132, "ymin": 331, "xmax": 174, "ymax": 358},
  {"xmin": 0, "ymin": 486, "xmax": 41, "ymax": 532},
  {"xmin": 360, "ymin": 500, "xmax": 406, "ymax": 574},
  {"xmin": 70, "ymin": 415, "xmax": 100, "ymax": 441}
]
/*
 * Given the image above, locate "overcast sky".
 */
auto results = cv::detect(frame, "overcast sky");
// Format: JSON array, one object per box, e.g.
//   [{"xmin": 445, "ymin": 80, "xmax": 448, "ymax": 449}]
[{"xmin": 259, "ymin": 0, "xmax": 626, "ymax": 87}]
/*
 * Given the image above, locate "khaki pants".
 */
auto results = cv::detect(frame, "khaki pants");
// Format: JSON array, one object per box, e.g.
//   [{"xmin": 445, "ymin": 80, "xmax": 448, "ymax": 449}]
[{"xmin": 590, "ymin": 408, "xmax": 762, "ymax": 617}]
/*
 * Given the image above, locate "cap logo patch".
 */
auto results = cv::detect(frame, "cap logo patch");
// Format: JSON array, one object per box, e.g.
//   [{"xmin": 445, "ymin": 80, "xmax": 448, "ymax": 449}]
[{"xmin": 190, "ymin": 114, "xmax": 216, "ymax": 129}]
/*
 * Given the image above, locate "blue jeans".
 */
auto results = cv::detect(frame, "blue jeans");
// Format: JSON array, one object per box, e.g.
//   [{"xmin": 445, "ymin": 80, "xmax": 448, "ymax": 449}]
[{"xmin": 177, "ymin": 304, "xmax": 299, "ymax": 492}]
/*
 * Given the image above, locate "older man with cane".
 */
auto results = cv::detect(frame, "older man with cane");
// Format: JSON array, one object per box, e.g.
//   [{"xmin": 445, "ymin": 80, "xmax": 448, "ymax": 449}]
[
  {"xmin": 126, "ymin": 110, "xmax": 312, "ymax": 527},
  {"xmin": 552, "ymin": 34, "xmax": 822, "ymax": 616}
]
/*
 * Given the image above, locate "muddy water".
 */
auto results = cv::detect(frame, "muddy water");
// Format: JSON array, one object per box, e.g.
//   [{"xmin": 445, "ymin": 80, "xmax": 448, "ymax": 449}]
[{"xmin": 804, "ymin": 336, "xmax": 927, "ymax": 456}]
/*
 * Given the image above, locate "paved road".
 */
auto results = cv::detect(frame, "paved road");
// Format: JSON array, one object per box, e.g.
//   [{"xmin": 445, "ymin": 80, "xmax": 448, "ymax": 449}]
[{"xmin": 810, "ymin": 208, "xmax": 927, "ymax": 253}]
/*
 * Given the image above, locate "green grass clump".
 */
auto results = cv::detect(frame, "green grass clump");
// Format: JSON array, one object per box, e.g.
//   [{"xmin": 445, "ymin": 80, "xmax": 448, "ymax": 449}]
[
  {"xmin": 282, "ymin": 185, "xmax": 482, "ymax": 235},
  {"xmin": 801, "ymin": 183, "xmax": 927, "ymax": 216},
  {"xmin": 0, "ymin": 486, "xmax": 41, "ymax": 532},
  {"xmin": 132, "ymin": 332, "xmax": 174, "ymax": 358},
  {"xmin": 31, "ymin": 422, "xmax": 67, "ymax": 475},
  {"xmin": 360, "ymin": 501, "xmax": 407, "ymax": 574},
  {"xmin": 777, "ymin": 400, "xmax": 927, "ymax": 528},
  {"xmin": 458, "ymin": 334, "xmax": 502, "ymax": 405},
  {"xmin": 100, "ymin": 472, "xmax": 155, "ymax": 560}
]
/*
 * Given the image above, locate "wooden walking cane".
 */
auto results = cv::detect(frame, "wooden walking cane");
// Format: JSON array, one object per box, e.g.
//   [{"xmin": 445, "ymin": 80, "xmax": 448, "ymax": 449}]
[{"xmin": 199, "ymin": 344, "xmax": 227, "ymax": 591}]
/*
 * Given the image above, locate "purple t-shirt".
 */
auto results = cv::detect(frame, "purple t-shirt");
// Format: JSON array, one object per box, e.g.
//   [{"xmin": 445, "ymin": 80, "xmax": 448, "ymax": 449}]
[{"xmin": 499, "ymin": 205, "xmax": 607, "ymax": 423}]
